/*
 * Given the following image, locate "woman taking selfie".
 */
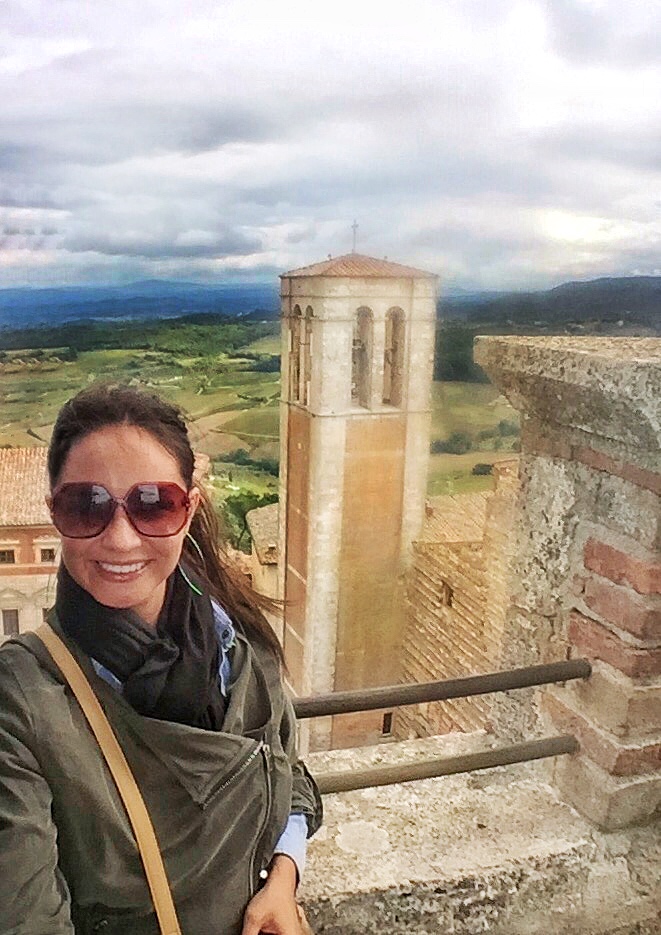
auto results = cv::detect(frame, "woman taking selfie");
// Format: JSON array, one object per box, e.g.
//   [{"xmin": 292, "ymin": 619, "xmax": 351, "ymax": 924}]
[{"xmin": 0, "ymin": 383, "xmax": 321, "ymax": 935}]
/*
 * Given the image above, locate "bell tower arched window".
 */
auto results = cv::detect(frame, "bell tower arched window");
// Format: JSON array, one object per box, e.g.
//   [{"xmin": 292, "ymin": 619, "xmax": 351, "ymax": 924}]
[
  {"xmin": 289, "ymin": 305, "xmax": 302, "ymax": 402},
  {"xmin": 351, "ymin": 307, "xmax": 373, "ymax": 409},
  {"xmin": 301, "ymin": 306, "xmax": 313, "ymax": 406},
  {"xmin": 383, "ymin": 307, "xmax": 405, "ymax": 406}
]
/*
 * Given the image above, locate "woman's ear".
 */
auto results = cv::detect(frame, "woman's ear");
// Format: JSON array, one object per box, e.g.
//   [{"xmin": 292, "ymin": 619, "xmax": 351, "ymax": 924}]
[{"xmin": 187, "ymin": 486, "xmax": 201, "ymax": 526}]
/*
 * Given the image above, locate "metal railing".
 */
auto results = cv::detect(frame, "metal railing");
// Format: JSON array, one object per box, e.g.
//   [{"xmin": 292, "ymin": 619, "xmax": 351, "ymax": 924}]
[{"xmin": 294, "ymin": 659, "xmax": 591, "ymax": 794}]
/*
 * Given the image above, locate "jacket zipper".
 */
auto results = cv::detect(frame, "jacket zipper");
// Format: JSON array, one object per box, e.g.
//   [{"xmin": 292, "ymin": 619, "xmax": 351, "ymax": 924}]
[
  {"xmin": 248, "ymin": 742, "xmax": 272, "ymax": 893},
  {"xmin": 203, "ymin": 739, "xmax": 264, "ymax": 808}
]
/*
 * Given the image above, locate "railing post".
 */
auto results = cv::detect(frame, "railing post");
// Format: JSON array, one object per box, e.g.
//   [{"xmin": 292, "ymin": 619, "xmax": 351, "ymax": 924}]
[{"xmin": 475, "ymin": 337, "xmax": 661, "ymax": 830}]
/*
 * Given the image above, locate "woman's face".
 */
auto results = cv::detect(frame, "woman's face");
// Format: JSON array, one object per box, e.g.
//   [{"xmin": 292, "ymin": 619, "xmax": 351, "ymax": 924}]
[{"xmin": 51, "ymin": 424, "xmax": 200, "ymax": 626}]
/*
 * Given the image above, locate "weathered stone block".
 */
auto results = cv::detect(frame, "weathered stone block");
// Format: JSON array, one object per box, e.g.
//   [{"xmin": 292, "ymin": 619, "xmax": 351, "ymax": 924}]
[
  {"xmin": 542, "ymin": 690, "xmax": 661, "ymax": 776},
  {"xmin": 520, "ymin": 420, "xmax": 572, "ymax": 461},
  {"xmin": 584, "ymin": 539, "xmax": 661, "ymax": 596},
  {"xmin": 574, "ymin": 446, "xmax": 661, "ymax": 497},
  {"xmin": 585, "ymin": 473, "xmax": 661, "ymax": 551},
  {"xmin": 562, "ymin": 660, "xmax": 661, "ymax": 741},
  {"xmin": 553, "ymin": 752, "xmax": 661, "ymax": 830},
  {"xmin": 569, "ymin": 612, "xmax": 661, "ymax": 679},
  {"xmin": 579, "ymin": 574, "xmax": 661, "ymax": 641},
  {"xmin": 508, "ymin": 456, "xmax": 579, "ymax": 616}
]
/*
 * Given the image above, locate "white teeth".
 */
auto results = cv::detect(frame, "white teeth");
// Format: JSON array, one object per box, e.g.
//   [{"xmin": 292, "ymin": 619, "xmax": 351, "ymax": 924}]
[{"xmin": 98, "ymin": 561, "xmax": 146, "ymax": 574}]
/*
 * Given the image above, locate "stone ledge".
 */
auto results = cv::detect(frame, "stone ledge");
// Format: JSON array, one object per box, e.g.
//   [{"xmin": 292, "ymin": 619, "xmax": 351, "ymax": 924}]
[
  {"xmin": 474, "ymin": 336, "xmax": 661, "ymax": 451},
  {"xmin": 301, "ymin": 736, "xmax": 660, "ymax": 934}
]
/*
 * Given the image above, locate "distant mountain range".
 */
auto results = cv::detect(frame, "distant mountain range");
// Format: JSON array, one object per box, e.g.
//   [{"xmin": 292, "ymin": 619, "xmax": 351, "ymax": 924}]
[
  {"xmin": 0, "ymin": 275, "xmax": 659, "ymax": 330},
  {"xmin": 442, "ymin": 276, "xmax": 661, "ymax": 327},
  {"xmin": 0, "ymin": 280, "xmax": 280, "ymax": 329}
]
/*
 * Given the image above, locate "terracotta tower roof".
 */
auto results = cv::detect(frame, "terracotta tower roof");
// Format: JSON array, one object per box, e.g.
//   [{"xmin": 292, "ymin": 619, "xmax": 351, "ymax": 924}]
[{"xmin": 281, "ymin": 253, "xmax": 437, "ymax": 280}]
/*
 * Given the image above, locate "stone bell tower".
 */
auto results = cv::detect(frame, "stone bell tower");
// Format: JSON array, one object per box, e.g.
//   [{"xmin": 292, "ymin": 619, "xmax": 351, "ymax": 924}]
[{"xmin": 279, "ymin": 254, "xmax": 437, "ymax": 750}]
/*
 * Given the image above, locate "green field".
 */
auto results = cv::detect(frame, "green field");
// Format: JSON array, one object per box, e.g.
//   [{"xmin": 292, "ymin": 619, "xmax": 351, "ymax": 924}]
[{"xmin": 0, "ymin": 321, "xmax": 520, "ymax": 538}]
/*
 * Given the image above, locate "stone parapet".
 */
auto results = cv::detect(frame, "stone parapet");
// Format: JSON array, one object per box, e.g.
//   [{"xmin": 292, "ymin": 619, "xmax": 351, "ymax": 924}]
[
  {"xmin": 474, "ymin": 336, "xmax": 661, "ymax": 830},
  {"xmin": 299, "ymin": 736, "xmax": 660, "ymax": 933}
]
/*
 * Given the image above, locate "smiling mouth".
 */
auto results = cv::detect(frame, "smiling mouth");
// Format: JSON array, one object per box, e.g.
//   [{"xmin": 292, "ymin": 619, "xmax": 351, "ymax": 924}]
[{"xmin": 96, "ymin": 561, "xmax": 147, "ymax": 575}]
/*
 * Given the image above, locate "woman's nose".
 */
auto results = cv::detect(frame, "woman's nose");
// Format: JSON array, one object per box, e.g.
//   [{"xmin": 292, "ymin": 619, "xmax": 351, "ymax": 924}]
[{"xmin": 101, "ymin": 505, "xmax": 144, "ymax": 548}]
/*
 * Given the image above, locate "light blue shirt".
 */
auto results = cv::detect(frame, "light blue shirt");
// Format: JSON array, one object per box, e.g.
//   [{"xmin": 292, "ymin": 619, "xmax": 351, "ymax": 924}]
[{"xmin": 91, "ymin": 600, "xmax": 307, "ymax": 879}]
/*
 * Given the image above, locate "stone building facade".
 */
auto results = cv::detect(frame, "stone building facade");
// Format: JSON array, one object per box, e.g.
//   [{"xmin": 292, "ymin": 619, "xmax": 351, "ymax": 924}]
[{"xmin": 0, "ymin": 447, "xmax": 58, "ymax": 638}]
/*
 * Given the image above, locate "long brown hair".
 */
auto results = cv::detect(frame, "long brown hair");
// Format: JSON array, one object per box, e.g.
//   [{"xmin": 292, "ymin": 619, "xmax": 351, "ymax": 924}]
[{"xmin": 48, "ymin": 382, "xmax": 283, "ymax": 661}]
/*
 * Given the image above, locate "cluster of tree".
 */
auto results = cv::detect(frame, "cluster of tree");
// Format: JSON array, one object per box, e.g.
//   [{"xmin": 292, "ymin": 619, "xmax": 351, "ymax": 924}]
[
  {"xmin": 430, "ymin": 431, "xmax": 473, "ymax": 455},
  {"xmin": 433, "ymin": 322, "xmax": 490, "ymax": 382},
  {"xmin": 430, "ymin": 419, "xmax": 520, "ymax": 455},
  {"xmin": 222, "ymin": 491, "xmax": 278, "ymax": 550},
  {"xmin": 227, "ymin": 351, "xmax": 281, "ymax": 372},
  {"xmin": 214, "ymin": 449, "xmax": 279, "ymax": 477},
  {"xmin": 0, "ymin": 315, "xmax": 278, "ymax": 356}
]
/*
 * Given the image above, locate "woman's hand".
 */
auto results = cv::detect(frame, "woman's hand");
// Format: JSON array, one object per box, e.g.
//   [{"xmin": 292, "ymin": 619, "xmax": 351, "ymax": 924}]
[{"xmin": 241, "ymin": 855, "xmax": 309, "ymax": 935}]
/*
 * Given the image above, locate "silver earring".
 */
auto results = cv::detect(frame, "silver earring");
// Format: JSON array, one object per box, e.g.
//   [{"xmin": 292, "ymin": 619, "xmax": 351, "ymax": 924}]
[
  {"xmin": 178, "ymin": 563, "xmax": 203, "ymax": 596},
  {"xmin": 186, "ymin": 532, "xmax": 204, "ymax": 560}
]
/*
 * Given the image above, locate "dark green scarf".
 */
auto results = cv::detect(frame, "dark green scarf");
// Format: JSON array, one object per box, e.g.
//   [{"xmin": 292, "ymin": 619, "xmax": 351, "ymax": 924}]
[{"xmin": 55, "ymin": 563, "xmax": 226, "ymax": 730}]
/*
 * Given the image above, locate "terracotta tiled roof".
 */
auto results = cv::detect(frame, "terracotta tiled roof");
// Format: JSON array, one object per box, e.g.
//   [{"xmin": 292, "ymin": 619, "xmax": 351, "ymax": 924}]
[
  {"xmin": 418, "ymin": 492, "xmax": 490, "ymax": 544},
  {"xmin": 0, "ymin": 447, "xmax": 52, "ymax": 526},
  {"xmin": 282, "ymin": 253, "xmax": 437, "ymax": 280},
  {"xmin": 246, "ymin": 502, "xmax": 279, "ymax": 565}
]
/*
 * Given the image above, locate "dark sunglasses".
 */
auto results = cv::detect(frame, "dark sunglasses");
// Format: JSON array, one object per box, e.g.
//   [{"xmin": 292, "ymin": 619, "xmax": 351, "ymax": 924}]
[{"xmin": 50, "ymin": 482, "xmax": 192, "ymax": 539}]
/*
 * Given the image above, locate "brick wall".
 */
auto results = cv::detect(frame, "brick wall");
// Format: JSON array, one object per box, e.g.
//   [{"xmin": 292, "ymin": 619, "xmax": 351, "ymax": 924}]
[
  {"xmin": 396, "ymin": 540, "xmax": 488, "ymax": 736},
  {"xmin": 395, "ymin": 463, "xmax": 519, "ymax": 740}
]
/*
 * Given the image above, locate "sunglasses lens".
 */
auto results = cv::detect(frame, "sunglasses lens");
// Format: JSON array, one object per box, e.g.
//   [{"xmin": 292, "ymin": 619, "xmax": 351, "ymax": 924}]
[
  {"xmin": 125, "ymin": 483, "xmax": 189, "ymax": 536},
  {"xmin": 51, "ymin": 484, "xmax": 114, "ymax": 538}
]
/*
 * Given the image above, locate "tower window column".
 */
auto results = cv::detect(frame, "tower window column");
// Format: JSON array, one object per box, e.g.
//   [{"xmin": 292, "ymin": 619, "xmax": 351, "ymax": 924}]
[
  {"xmin": 351, "ymin": 307, "xmax": 373, "ymax": 409},
  {"xmin": 289, "ymin": 306, "xmax": 302, "ymax": 402},
  {"xmin": 383, "ymin": 307, "xmax": 405, "ymax": 407},
  {"xmin": 301, "ymin": 307, "xmax": 314, "ymax": 406}
]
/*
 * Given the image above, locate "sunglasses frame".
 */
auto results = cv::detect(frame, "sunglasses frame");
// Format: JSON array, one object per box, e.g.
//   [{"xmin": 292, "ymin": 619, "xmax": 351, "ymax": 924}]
[{"xmin": 50, "ymin": 481, "xmax": 192, "ymax": 539}]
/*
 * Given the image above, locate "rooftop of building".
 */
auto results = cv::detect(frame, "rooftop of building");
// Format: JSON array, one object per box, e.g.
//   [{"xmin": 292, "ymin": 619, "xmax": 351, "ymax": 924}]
[
  {"xmin": 281, "ymin": 253, "xmax": 438, "ymax": 280},
  {"xmin": 246, "ymin": 502, "xmax": 279, "ymax": 565},
  {"xmin": 418, "ymin": 491, "xmax": 490, "ymax": 544},
  {"xmin": 0, "ymin": 446, "xmax": 51, "ymax": 527}
]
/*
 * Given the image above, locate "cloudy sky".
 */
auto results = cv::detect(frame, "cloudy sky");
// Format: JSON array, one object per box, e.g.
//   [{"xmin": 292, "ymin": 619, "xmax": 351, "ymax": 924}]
[{"xmin": 1, "ymin": 0, "xmax": 660, "ymax": 291}]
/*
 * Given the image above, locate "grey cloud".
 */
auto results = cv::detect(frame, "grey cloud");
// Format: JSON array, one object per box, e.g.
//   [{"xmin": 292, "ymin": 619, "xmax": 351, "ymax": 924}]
[
  {"xmin": 544, "ymin": 0, "xmax": 661, "ymax": 66},
  {"xmin": 1, "ymin": 0, "xmax": 660, "ymax": 290},
  {"xmin": 61, "ymin": 227, "xmax": 262, "ymax": 260},
  {"xmin": 534, "ymin": 125, "xmax": 661, "ymax": 174}
]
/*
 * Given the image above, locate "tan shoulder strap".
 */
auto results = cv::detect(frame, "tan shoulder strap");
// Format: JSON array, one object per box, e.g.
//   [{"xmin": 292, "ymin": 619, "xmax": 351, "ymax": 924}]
[{"xmin": 34, "ymin": 624, "xmax": 182, "ymax": 935}]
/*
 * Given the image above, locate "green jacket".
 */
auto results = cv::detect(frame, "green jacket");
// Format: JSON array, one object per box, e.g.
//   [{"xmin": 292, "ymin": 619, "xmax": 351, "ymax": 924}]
[{"xmin": 0, "ymin": 618, "xmax": 321, "ymax": 935}]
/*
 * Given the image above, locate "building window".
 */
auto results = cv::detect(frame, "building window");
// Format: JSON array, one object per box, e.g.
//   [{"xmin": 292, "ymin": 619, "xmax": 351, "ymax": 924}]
[
  {"xmin": 289, "ymin": 305, "xmax": 302, "ymax": 402},
  {"xmin": 439, "ymin": 580, "xmax": 454, "ymax": 607},
  {"xmin": 383, "ymin": 307, "xmax": 405, "ymax": 406},
  {"xmin": 2, "ymin": 609, "xmax": 19, "ymax": 636},
  {"xmin": 382, "ymin": 711, "xmax": 393, "ymax": 735},
  {"xmin": 40, "ymin": 548, "xmax": 56, "ymax": 563},
  {"xmin": 351, "ymin": 307, "xmax": 372, "ymax": 408},
  {"xmin": 301, "ymin": 306, "xmax": 314, "ymax": 406},
  {"xmin": 0, "ymin": 549, "xmax": 16, "ymax": 564}
]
